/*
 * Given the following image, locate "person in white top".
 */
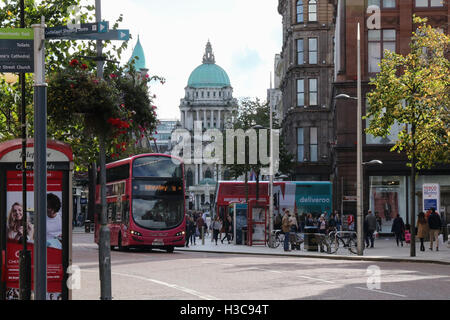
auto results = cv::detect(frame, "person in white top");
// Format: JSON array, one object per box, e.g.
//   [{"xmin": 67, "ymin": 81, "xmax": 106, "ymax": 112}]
[{"xmin": 47, "ymin": 193, "xmax": 62, "ymax": 247}]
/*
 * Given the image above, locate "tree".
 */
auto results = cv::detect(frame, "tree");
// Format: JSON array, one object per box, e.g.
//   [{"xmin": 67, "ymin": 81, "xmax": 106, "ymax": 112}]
[{"xmin": 365, "ymin": 16, "xmax": 450, "ymax": 256}]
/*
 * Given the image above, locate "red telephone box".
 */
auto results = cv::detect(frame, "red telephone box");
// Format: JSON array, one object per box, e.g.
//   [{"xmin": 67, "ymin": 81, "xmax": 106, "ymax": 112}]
[
  {"xmin": 248, "ymin": 200, "xmax": 267, "ymax": 246},
  {"xmin": 0, "ymin": 139, "xmax": 73, "ymax": 300}
]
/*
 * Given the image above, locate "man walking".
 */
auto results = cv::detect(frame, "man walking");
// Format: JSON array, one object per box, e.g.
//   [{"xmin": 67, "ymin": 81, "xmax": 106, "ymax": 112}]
[
  {"xmin": 365, "ymin": 210, "xmax": 377, "ymax": 248},
  {"xmin": 282, "ymin": 210, "xmax": 291, "ymax": 252},
  {"xmin": 427, "ymin": 208, "xmax": 442, "ymax": 251}
]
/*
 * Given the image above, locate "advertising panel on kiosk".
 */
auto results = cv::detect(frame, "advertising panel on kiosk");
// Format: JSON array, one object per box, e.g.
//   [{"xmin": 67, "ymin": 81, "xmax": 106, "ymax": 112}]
[{"xmin": 0, "ymin": 139, "xmax": 73, "ymax": 300}]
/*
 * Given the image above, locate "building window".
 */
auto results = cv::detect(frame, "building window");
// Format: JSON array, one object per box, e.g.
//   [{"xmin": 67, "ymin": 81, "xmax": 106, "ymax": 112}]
[
  {"xmin": 415, "ymin": 0, "xmax": 444, "ymax": 7},
  {"xmin": 296, "ymin": 0, "xmax": 304, "ymax": 23},
  {"xmin": 310, "ymin": 127, "xmax": 318, "ymax": 162},
  {"xmin": 368, "ymin": 0, "xmax": 396, "ymax": 8},
  {"xmin": 297, "ymin": 39, "xmax": 304, "ymax": 64},
  {"xmin": 309, "ymin": 78, "xmax": 318, "ymax": 106},
  {"xmin": 187, "ymin": 170, "xmax": 194, "ymax": 187},
  {"xmin": 309, "ymin": 38, "xmax": 318, "ymax": 64},
  {"xmin": 297, "ymin": 79, "xmax": 305, "ymax": 107},
  {"xmin": 368, "ymin": 29, "xmax": 396, "ymax": 73},
  {"xmin": 297, "ymin": 128, "xmax": 305, "ymax": 162},
  {"xmin": 308, "ymin": 0, "xmax": 317, "ymax": 22}
]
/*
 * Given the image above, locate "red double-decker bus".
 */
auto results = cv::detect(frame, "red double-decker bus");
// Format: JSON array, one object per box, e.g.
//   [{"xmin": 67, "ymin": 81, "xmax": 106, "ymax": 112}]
[{"xmin": 94, "ymin": 154, "xmax": 186, "ymax": 253}]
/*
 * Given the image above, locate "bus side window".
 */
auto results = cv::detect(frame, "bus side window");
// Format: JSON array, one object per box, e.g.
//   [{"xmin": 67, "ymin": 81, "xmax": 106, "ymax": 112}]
[
  {"xmin": 107, "ymin": 202, "xmax": 114, "ymax": 223},
  {"xmin": 115, "ymin": 201, "xmax": 122, "ymax": 223}
]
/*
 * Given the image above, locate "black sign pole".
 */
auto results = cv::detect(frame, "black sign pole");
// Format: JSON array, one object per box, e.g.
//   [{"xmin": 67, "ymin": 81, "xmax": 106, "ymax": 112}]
[{"xmin": 32, "ymin": 17, "xmax": 47, "ymax": 301}]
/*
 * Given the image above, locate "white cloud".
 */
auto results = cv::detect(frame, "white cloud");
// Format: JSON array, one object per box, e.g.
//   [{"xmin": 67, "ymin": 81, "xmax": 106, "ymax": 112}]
[{"xmin": 100, "ymin": 0, "xmax": 282, "ymax": 120}]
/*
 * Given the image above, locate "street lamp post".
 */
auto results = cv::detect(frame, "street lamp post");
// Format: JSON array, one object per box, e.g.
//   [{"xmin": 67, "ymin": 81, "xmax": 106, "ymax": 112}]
[{"xmin": 336, "ymin": 23, "xmax": 364, "ymax": 255}]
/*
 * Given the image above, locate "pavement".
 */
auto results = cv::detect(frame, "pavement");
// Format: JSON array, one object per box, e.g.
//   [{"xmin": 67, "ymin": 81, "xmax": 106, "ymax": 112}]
[{"xmin": 73, "ymin": 227, "xmax": 450, "ymax": 265}]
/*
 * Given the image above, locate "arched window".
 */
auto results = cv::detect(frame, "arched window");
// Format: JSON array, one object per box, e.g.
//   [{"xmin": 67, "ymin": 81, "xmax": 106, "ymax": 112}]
[
  {"xmin": 308, "ymin": 0, "xmax": 317, "ymax": 22},
  {"xmin": 205, "ymin": 168, "xmax": 212, "ymax": 179},
  {"xmin": 296, "ymin": 0, "xmax": 304, "ymax": 23},
  {"xmin": 187, "ymin": 169, "xmax": 194, "ymax": 187}
]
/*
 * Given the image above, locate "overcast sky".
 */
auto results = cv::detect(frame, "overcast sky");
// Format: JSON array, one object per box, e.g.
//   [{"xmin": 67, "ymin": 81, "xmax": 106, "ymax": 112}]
[{"xmin": 101, "ymin": 0, "xmax": 282, "ymax": 120}]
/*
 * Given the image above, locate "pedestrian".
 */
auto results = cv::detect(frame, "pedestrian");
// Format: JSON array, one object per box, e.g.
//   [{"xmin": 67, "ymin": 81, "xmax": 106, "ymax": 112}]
[
  {"xmin": 416, "ymin": 212, "xmax": 429, "ymax": 252},
  {"xmin": 327, "ymin": 213, "xmax": 336, "ymax": 233},
  {"xmin": 427, "ymin": 208, "xmax": 442, "ymax": 251},
  {"xmin": 318, "ymin": 214, "xmax": 327, "ymax": 234},
  {"xmin": 281, "ymin": 209, "xmax": 291, "ymax": 252},
  {"xmin": 221, "ymin": 215, "xmax": 232, "ymax": 244},
  {"xmin": 299, "ymin": 213, "xmax": 306, "ymax": 233},
  {"xmin": 274, "ymin": 212, "xmax": 282, "ymax": 230},
  {"xmin": 375, "ymin": 211, "xmax": 382, "ymax": 232},
  {"xmin": 288, "ymin": 212, "xmax": 298, "ymax": 250},
  {"xmin": 391, "ymin": 214, "xmax": 405, "ymax": 247},
  {"xmin": 347, "ymin": 214, "xmax": 355, "ymax": 231},
  {"xmin": 196, "ymin": 214, "xmax": 205, "ymax": 240},
  {"xmin": 189, "ymin": 216, "xmax": 196, "ymax": 245},
  {"xmin": 185, "ymin": 216, "xmax": 190, "ymax": 247},
  {"xmin": 364, "ymin": 210, "xmax": 377, "ymax": 248},
  {"xmin": 305, "ymin": 213, "xmax": 314, "ymax": 227},
  {"xmin": 211, "ymin": 216, "xmax": 222, "ymax": 245}
]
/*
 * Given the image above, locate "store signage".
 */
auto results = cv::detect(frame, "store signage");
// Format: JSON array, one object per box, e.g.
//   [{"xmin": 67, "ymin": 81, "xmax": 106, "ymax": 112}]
[{"xmin": 423, "ymin": 183, "xmax": 440, "ymax": 211}]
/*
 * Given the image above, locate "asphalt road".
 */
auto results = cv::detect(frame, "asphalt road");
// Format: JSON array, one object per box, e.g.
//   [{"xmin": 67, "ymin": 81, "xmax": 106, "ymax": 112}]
[{"xmin": 72, "ymin": 233, "xmax": 450, "ymax": 300}]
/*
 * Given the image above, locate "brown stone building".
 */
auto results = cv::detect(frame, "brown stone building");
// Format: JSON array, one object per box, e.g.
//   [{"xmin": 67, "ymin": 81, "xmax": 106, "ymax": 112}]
[
  {"xmin": 332, "ymin": 0, "xmax": 450, "ymax": 231},
  {"xmin": 278, "ymin": 0, "xmax": 336, "ymax": 181}
]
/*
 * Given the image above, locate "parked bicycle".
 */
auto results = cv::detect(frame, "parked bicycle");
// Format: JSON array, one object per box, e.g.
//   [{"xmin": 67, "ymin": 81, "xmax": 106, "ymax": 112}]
[
  {"xmin": 325, "ymin": 231, "xmax": 358, "ymax": 254},
  {"xmin": 266, "ymin": 229, "xmax": 284, "ymax": 248}
]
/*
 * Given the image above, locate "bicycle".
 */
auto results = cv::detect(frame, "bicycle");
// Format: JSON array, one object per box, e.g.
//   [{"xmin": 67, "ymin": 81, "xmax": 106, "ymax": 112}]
[
  {"xmin": 266, "ymin": 229, "xmax": 284, "ymax": 248},
  {"xmin": 325, "ymin": 230, "xmax": 358, "ymax": 254}
]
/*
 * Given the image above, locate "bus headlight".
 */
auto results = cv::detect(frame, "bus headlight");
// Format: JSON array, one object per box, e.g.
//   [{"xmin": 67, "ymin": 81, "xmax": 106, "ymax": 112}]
[
  {"xmin": 130, "ymin": 230, "xmax": 142, "ymax": 237},
  {"xmin": 175, "ymin": 231, "xmax": 185, "ymax": 237}
]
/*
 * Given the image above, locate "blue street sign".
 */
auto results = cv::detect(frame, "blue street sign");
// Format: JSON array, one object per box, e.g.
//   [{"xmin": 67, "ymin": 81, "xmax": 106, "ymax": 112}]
[
  {"xmin": 56, "ymin": 29, "xmax": 130, "ymax": 41},
  {"xmin": 0, "ymin": 28, "xmax": 34, "ymax": 72},
  {"xmin": 45, "ymin": 21, "xmax": 110, "ymax": 39}
]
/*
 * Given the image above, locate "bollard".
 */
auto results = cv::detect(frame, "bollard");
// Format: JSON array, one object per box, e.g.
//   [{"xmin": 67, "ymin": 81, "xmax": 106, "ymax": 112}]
[{"xmin": 202, "ymin": 227, "xmax": 205, "ymax": 245}]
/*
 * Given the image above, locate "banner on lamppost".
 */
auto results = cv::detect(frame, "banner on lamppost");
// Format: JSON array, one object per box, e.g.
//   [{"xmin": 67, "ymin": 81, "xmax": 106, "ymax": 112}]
[{"xmin": 423, "ymin": 183, "xmax": 440, "ymax": 211}]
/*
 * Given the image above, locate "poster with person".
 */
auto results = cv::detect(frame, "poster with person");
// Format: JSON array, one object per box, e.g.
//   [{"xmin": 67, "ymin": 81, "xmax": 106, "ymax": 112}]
[{"xmin": 5, "ymin": 170, "xmax": 63, "ymax": 300}]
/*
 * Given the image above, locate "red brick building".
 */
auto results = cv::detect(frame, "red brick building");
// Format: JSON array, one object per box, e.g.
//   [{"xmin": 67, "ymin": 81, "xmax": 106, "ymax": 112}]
[{"xmin": 332, "ymin": 0, "xmax": 449, "ymax": 231}]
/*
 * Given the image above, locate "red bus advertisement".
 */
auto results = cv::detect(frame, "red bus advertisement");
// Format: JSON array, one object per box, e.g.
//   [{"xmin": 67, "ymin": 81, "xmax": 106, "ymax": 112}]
[{"xmin": 95, "ymin": 154, "xmax": 186, "ymax": 253}]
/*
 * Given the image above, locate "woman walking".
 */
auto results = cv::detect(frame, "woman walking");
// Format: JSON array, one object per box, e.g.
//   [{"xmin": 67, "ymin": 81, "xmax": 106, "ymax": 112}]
[
  {"xmin": 416, "ymin": 212, "xmax": 429, "ymax": 252},
  {"xmin": 391, "ymin": 214, "xmax": 405, "ymax": 247},
  {"xmin": 212, "ymin": 216, "xmax": 222, "ymax": 245}
]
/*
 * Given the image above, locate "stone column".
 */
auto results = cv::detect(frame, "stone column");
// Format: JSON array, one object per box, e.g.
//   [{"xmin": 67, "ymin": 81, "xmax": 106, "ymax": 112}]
[
  {"xmin": 203, "ymin": 109, "xmax": 207, "ymax": 128},
  {"xmin": 210, "ymin": 110, "xmax": 214, "ymax": 128}
]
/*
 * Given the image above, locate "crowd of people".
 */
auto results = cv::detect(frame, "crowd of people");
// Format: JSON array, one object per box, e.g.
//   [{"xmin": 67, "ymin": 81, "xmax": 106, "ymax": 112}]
[{"xmin": 184, "ymin": 210, "xmax": 234, "ymax": 247}]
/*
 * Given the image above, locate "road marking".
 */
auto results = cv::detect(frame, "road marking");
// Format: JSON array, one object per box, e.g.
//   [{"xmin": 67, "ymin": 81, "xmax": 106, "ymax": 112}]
[
  {"xmin": 82, "ymin": 270, "xmax": 218, "ymax": 300},
  {"xmin": 355, "ymin": 287, "xmax": 407, "ymax": 298},
  {"xmin": 296, "ymin": 275, "xmax": 335, "ymax": 284}
]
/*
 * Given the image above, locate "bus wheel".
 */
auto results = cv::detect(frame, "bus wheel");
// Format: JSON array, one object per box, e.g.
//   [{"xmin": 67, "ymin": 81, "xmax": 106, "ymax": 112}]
[
  {"xmin": 166, "ymin": 246, "xmax": 174, "ymax": 253},
  {"xmin": 118, "ymin": 233, "xmax": 129, "ymax": 252}
]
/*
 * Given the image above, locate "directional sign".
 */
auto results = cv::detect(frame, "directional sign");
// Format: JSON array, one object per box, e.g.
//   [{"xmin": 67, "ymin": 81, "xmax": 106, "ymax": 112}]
[
  {"xmin": 0, "ymin": 28, "xmax": 34, "ymax": 73},
  {"xmin": 54, "ymin": 29, "xmax": 130, "ymax": 41},
  {"xmin": 45, "ymin": 21, "xmax": 109, "ymax": 39}
]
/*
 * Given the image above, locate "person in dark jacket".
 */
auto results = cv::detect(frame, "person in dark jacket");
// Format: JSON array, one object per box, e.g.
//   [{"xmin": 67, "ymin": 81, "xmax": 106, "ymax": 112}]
[
  {"xmin": 391, "ymin": 214, "xmax": 405, "ymax": 247},
  {"xmin": 427, "ymin": 208, "xmax": 442, "ymax": 251}
]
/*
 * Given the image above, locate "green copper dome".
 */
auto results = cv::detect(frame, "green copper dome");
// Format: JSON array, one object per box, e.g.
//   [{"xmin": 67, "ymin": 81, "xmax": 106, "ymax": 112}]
[
  {"xmin": 128, "ymin": 36, "xmax": 146, "ymax": 71},
  {"xmin": 188, "ymin": 63, "xmax": 230, "ymax": 88},
  {"xmin": 187, "ymin": 41, "xmax": 231, "ymax": 88}
]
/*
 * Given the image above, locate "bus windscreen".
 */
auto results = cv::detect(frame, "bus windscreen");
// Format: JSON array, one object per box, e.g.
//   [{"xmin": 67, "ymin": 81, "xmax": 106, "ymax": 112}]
[
  {"xmin": 132, "ymin": 180, "xmax": 184, "ymax": 230},
  {"xmin": 133, "ymin": 156, "xmax": 182, "ymax": 178}
]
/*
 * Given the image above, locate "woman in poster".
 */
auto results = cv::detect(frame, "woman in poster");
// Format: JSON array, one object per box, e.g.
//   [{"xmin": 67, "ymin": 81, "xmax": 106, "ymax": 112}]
[
  {"xmin": 7, "ymin": 202, "xmax": 34, "ymax": 242},
  {"xmin": 47, "ymin": 193, "xmax": 62, "ymax": 249}
]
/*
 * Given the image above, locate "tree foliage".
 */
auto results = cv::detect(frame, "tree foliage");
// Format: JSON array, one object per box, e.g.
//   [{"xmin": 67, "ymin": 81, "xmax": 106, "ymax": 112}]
[
  {"xmin": 365, "ymin": 16, "xmax": 450, "ymax": 170},
  {"xmin": 0, "ymin": 0, "xmax": 161, "ymax": 172}
]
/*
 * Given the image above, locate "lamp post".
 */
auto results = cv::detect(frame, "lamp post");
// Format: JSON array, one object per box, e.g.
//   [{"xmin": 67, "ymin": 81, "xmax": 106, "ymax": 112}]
[{"xmin": 334, "ymin": 22, "xmax": 364, "ymax": 255}]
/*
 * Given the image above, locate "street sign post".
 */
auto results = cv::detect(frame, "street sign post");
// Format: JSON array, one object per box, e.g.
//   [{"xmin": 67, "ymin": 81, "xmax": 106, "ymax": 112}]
[
  {"xmin": 45, "ymin": 21, "xmax": 109, "ymax": 39},
  {"xmin": 50, "ymin": 29, "xmax": 129, "ymax": 41},
  {"xmin": 0, "ymin": 28, "xmax": 34, "ymax": 72}
]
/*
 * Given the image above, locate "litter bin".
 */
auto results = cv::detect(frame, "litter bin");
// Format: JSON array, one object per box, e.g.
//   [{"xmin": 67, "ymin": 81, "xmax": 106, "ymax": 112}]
[
  {"xmin": 303, "ymin": 226, "xmax": 319, "ymax": 251},
  {"xmin": 85, "ymin": 220, "xmax": 91, "ymax": 233}
]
